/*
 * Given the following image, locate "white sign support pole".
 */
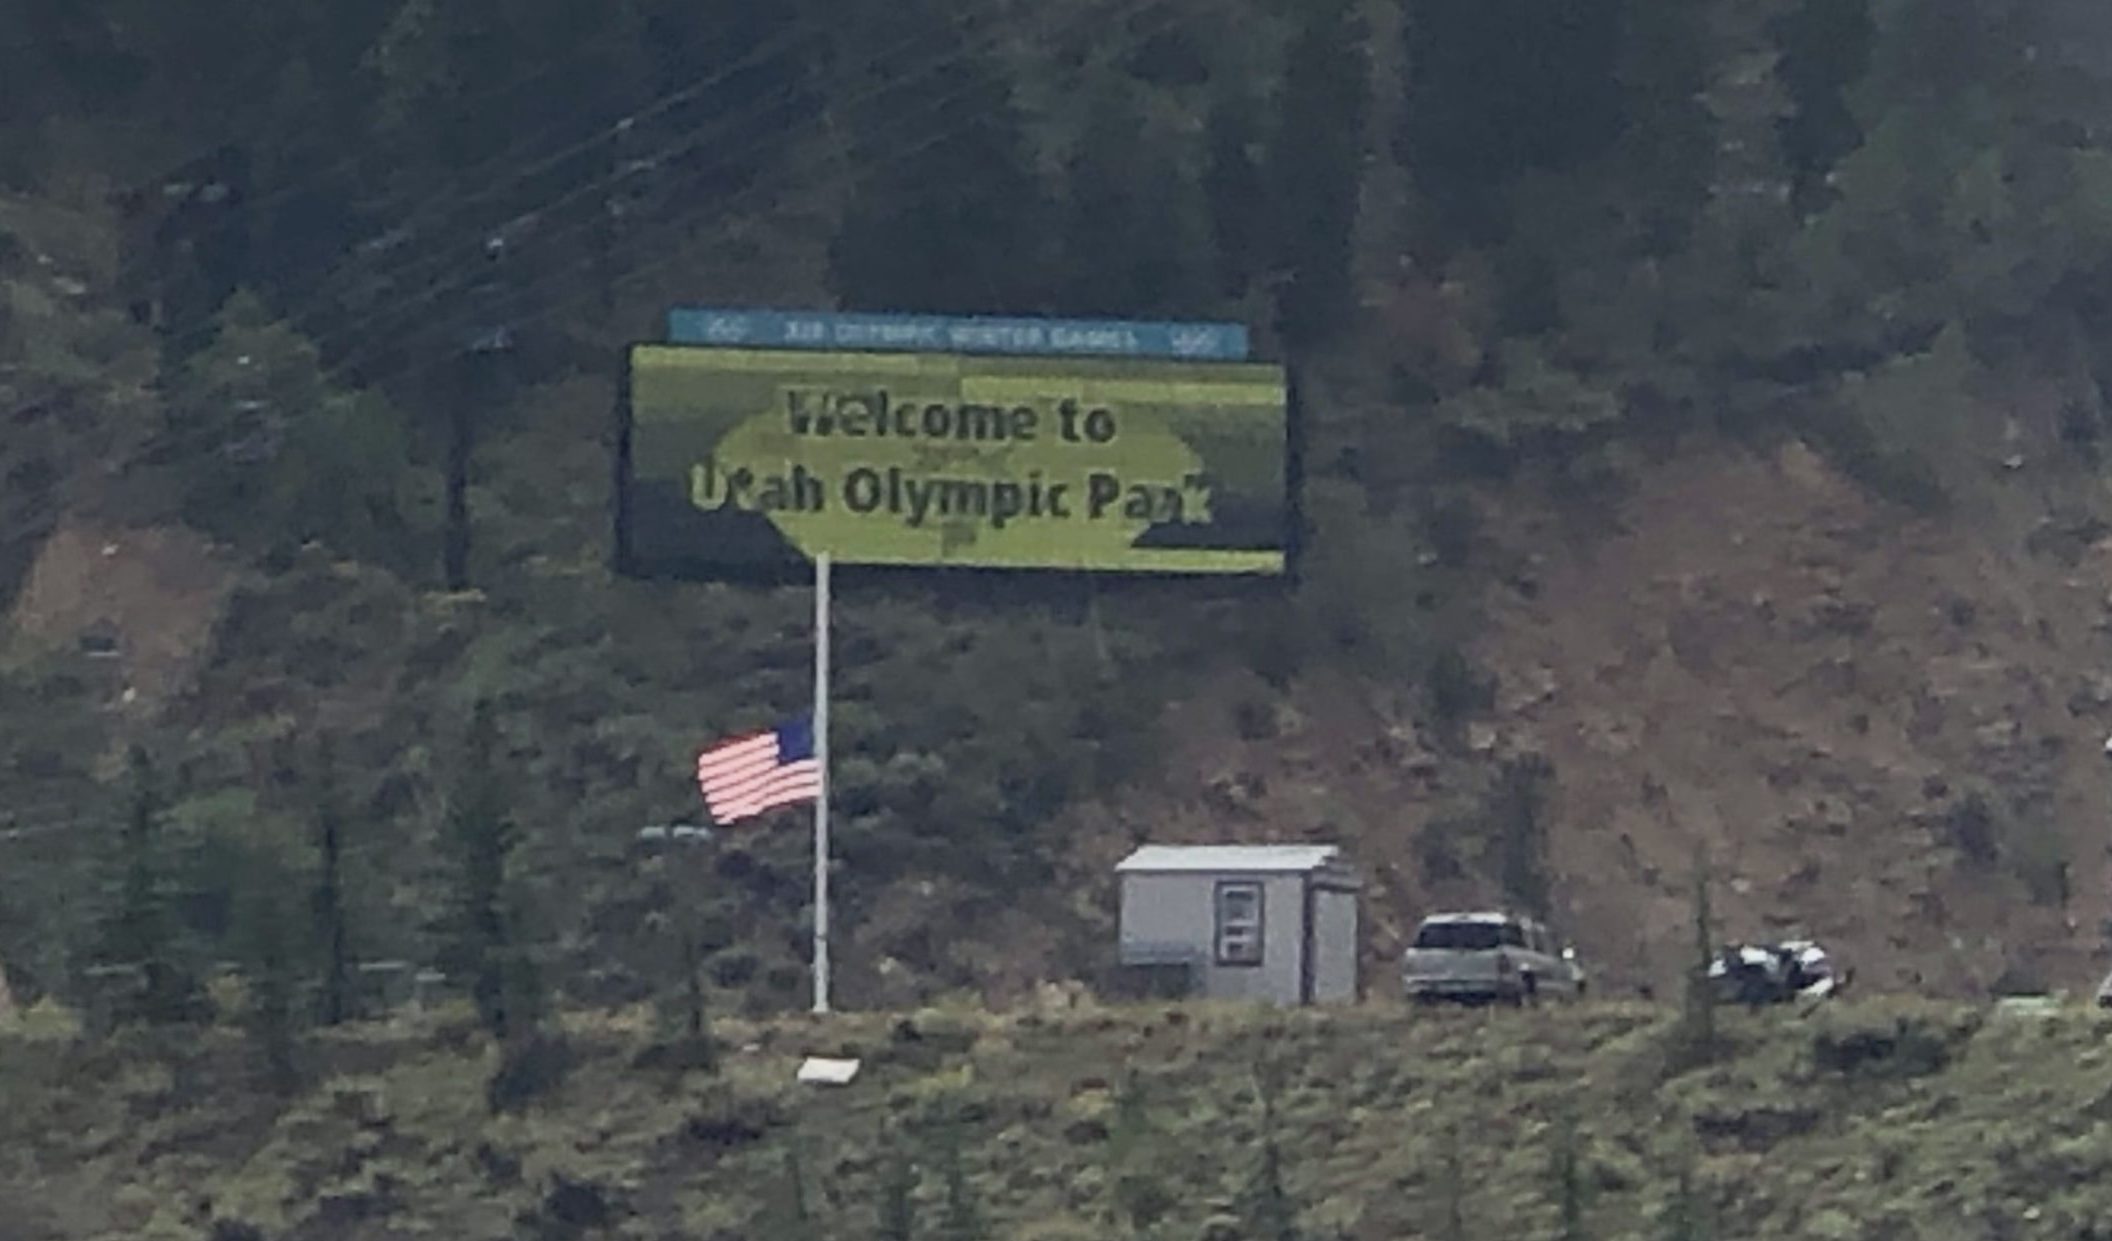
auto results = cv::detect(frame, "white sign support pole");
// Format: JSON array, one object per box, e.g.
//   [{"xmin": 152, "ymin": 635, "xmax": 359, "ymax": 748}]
[{"xmin": 812, "ymin": 551, "xmax": 832, "ymax": 1014}]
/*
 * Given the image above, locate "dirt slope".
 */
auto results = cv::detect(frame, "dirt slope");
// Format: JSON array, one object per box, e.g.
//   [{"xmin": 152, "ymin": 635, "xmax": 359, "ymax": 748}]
[
  {"xmin": 1079, "ymin": 441, "xmax": 2112, "ymax": 1000},
  {"xmin": 8, "ymin": 520, "xmax": 233, "ymax": 713}
]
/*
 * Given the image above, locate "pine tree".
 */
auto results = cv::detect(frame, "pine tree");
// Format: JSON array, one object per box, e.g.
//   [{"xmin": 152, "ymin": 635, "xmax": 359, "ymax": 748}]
[
  {"xmin": 1694, "ymin": 0, "xmax": 1803, "ymax": 275},
  {"xmin": 232, "ymin": 841, "xmax": 302, "ymax": 1095},
  {"xmin": 1401, "ymin": 0, "xmax": 1625, "ymax": 245},
  {"xmin": 1769, "ymin": 0, "xmax": 1877, "ymax": 210},
  {"xmin": 311, "ymin": 735, "xmax": 352, "ymax": 1026},
  {"xmin": 164, "ymin": 293, "xmax": 414, "ymax": 571},
  {"xmin": 1268, "ymin": 0, "xmax": 1369, "ymax": 347},
  {"xmin": 1657, "ymin": 1146, "xmax": 1714, "ymax": 1241},
  {"xmin": 1435, "ymin": 1123, "xmax": 1468, "ymax": 1241},
  {"xmin": 100, "ymin": 746, "xmax": 203, "ymax": 1027},
  {"xmin": 441, "ymin": 353, "xmax": 478, "ymax": 592},
  {"xmin": 877, "ymin": 1134, "xmax": 918, "ymax": 1241},
  {"xmin": 1244, "ymin": 1058, "xmax": 1300, "ymax": 1241},
  {"xmin": 1552, "ymin": 1108, "xmax": 1588, "ymax": 1241},
  {"xmin": 1106, "ymin": 1070, "xmax": 1173, "ymax": 1236},
  {"xmin": 1490, "ymin": 755, "xmax": 1554, "ymax": 920},
  {"xmin": 1202, "ymin": 87, "xmax": 1267, "ymax": 301},
  {"xmin": 440, "ymin": 702, "xmax": 539, "ymax": 1043},
  {"xmin": 931, "ymin": 1122, "xmax": 985, "ymax": 1241},
  {"xmin": 785, "ymin": 1144, "xmax": 811, "ymax": 1224},
  {"xmin": 1613, "ymin": 0, "xmax": 1716, "ymax": 254},
  {"xmin": 754, "ymin": 1142, "xmax": 815, "ymax": 1237},
  {"xmin": 826, "ymin": 0, "xmax": 1049, "ymax": 314},
  {"xmin": 1676, "ymin": 841, "xmax": 1718, "ymax": 1067},
  {"xmin": 679, "ymin": 911, "xmax": 706, "ymax": 1043},
  {"xmin": 1057, "ymin": 78, "xmax": 1205, "ymax": 318},
  {"xmin": 629, "ymin": 0, "xmax": 816, "ymax": 200}
]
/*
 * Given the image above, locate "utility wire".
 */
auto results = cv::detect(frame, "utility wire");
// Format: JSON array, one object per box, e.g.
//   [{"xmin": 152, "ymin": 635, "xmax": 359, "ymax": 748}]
[
  {"xmin": 101, "ymin": 5, "xmax": 857, "ymax": 363},
  {"xmin": 252, "ymin": 1, "xmax": 1078, "ymax": 371},
  {"xmin": 259, "ymin": 18, "xmax": 845, "ymax": 339},
  {"xmin": 312, "ymin": 0, "xmax": 1180, "ymax": 387},
  {"xmin": 84, "ymin": 12, "xmax": 679, "ymax": 271},
  {"xmin": 89, "ymin": 0, "xmax": 1173, "ymax": 462},
  {"xmin": 3, "ymin": 0, "xmax": 1184, "ymax": 477}
]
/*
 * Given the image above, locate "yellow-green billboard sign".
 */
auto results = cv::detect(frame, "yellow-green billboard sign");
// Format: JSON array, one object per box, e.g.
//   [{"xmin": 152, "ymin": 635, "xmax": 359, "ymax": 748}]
[{"xmin": 618, "ymin": 345, "xmax": 1292, "ymax": 576}]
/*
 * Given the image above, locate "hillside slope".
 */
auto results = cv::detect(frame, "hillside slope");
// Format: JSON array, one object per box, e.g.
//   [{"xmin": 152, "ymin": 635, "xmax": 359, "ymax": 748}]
[
  {"xmin": 1074, "ymin": 439, "xmax": 2112, "ymax": 1000},
  {"xmin": 1, "ymin": 997, "xmax": 2106, "ymax": 1241},
  {"xmin": 12, "ymin": 0, "xmax": 2112, "ymax": 1020}
]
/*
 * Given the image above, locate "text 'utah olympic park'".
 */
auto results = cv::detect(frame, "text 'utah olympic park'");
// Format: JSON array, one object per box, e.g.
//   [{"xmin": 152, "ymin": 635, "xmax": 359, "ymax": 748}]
[
  {"xmin": 690, "ymin": 386, "xmax": 1196, "ymax": 531},
  {"xmin": 617, "ymin": 309, "xmax": 1293, "ymax": 577}
]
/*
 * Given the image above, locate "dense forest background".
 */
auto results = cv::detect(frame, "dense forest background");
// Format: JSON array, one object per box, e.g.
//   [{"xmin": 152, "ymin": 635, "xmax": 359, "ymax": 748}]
[{"xmin": 6, "ymin": 0, "xmax": 2112, "ymax": 1032}]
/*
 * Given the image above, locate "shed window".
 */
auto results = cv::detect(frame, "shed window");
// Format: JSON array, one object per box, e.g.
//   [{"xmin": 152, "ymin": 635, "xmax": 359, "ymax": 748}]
[{"xmin": 1215, "ymin": 881, "xmax": 1265, "ymax": 966}]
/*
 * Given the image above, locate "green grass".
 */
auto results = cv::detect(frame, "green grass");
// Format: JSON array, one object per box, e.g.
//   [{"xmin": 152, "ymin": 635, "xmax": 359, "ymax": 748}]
[{"xmin": 2, "ymin": 996, "xmax": 2107, "ymax": 1239}]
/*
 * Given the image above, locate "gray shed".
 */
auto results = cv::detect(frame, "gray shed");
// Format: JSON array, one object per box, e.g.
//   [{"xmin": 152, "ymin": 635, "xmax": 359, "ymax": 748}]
[{"xmin": 1115, "ymin": 844, "xmax": 1361, "ymax": 1006}]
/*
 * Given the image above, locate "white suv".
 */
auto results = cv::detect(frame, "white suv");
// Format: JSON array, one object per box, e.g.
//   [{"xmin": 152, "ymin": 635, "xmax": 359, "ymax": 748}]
[{"xmin": 1402, "ymin": 911, "xmax": 1586, "ymax": 1006}]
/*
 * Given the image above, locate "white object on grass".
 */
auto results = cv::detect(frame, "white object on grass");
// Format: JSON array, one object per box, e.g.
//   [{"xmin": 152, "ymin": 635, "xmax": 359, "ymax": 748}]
[{"xmin": 797, "ymin": 1056, "xmax": 860, "ymax": 1086}]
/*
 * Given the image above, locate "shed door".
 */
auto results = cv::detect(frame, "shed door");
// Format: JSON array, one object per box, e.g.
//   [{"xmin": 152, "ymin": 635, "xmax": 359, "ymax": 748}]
[{"xmin": 1309, "ymin": 886, "xmax": 1359, "ymax": 1003}]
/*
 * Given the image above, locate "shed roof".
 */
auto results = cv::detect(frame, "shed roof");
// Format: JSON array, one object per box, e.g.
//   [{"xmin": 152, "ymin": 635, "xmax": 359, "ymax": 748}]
[{"xmin": 1115, "ymin": 844, "xmax": 1348, "ymax": 874}]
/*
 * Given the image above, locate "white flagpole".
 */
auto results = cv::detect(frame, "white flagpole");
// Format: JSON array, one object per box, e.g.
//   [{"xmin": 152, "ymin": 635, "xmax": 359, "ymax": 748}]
[{"xmin": 812, "ymin": 550, "xmax": 832, "ymax": 1014}]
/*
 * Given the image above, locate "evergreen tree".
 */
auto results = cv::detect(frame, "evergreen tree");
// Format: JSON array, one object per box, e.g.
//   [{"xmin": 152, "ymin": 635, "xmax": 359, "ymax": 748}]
[
  {"xmin": 1268, "ymin": 0, "xmax": 1369, "ymax": 347},
  {"xmin": 1613, "ymin": 0, "xmax": 1717, "ymax": 254},
  {"xmin": 165, "ymin": 292, "xmax": 414, "ymax": 571},
  {"xmin": 877, "ymin": 1134, "xmax": 919, "ymax": 1241},
  {"xmin": 1437, "ymin": 1123, "xmax": 1468, "ymax": 1241},
  {"xmin": 311, "ymin": 735, "xmax": 352, "ymax": 1026},
  {"xmin": 630, "ymin": 0, "xmax": 819, "ymax": 200},
  {"xmin": 1490, "ymin": 755, "xmax": 1554, "ymax": 920},
  {"xmin": 1106, "ymin": 1070, "xmax": 1173, "ymax": 1236},
  {"xmin": 827, "ymin": 0, "xmax": 1049, "ymax": 314},
  {"xmin": 1057, "ymin": 78, "xmax": 1205, "ymax": 318},
  {"xmin": 439, "ymin": 701, "xmax": 540, "ymax": 1043},
  {"xmin": 232, "ymin": 840, "xmax": 302, "ymax": 1095},
  {"xmin": 1769, "ymin": 0, "xmax": 1877, "ymax": 210},
  {"xmin": 753, "ymin": 1141, "xmax": 815, "ymax": 1237},
  {"xmin": 679, "ymin": 910, "xmax": 706, "ymax": 1043},
  {"xmin": 1552, "ymin": 1107, "xmax": 1588, "ymax": 1241},
  {"xmin": 1676, "ymin": 841, "xmax": 1718, "ymax": 1067},
  {"xmin": 1694, "ymin": 0, "xmax": 1803, "ymax": 277},
  {"xmin": 931, "ymin": 1122, "xmax": 985, "ymax": 1241},
  {"xmin": 1401, "ymin": 0, "xmax": 1625, "ymax": 245},
  {"xmin": 1243, "ymin": 1058, "xmax": 1300, "ymax": 1241},
  {"xmin": 1657, "ymin": 1146, "xmax": 1714, "ymax": 1241},
  {"xmin": 784, "ymin": 1144, "xmax": 811, "ymax": 1225},
  {"xmin": 99, "ymin": 746, "xmax": 204, "ymax": 1027},
  {"xmin": 1203, "ymin": 87, "xmax": 1267, "ymax": 300}
]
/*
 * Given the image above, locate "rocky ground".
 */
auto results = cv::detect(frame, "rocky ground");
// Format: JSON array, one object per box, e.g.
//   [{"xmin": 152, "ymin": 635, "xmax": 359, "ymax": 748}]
[{"xmin": 1074, "ymin": 438, "xmax": 2112, "ymax": 1002}]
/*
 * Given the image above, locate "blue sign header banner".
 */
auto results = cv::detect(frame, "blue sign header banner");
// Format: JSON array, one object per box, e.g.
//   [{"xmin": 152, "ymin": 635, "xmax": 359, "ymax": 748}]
[{"xmin": 666, "ymin": 307, "xmax": 1250, "ymax": 361}]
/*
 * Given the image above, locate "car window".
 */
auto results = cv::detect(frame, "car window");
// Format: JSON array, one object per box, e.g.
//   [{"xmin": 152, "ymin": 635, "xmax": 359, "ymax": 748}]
[{"xmin": 1413, "ymin": 921, "xmax": 1502, "ymax": 950}]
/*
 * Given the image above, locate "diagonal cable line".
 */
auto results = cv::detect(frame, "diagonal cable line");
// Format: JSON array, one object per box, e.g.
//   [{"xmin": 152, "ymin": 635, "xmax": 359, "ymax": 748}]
[
  {"xmin": 130, "ymin": 4, "xmax": 982, "ymax": 368},
  {"xmin": 6, "ymin": 0, "xmax": 1184, "ymax": 473},
  {"xmin": 258, "ymin": 4, "xmax": 1056, "ymax": 371},
  {"xmin": 311, "ymin": 0, "xmax": 1177, "ymax": 383}
]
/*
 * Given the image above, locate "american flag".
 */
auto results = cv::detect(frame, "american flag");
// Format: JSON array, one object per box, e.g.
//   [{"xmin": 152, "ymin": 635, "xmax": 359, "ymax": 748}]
[{"xmin": 696, "ymin": 716, "xmax": 821, "ymax": 824}]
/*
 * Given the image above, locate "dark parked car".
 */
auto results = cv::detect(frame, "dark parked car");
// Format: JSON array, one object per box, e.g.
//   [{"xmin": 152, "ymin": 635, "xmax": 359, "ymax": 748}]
[{"xmin": 1707, "ymin": 939, "xmax": 1844, "ymax": 1006}]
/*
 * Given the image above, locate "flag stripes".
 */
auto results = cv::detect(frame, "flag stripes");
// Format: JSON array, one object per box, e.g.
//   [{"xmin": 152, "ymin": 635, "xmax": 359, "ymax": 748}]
[{"xmin": 696, "ymin": 717, "xmax": 820, "ymax": 824}]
